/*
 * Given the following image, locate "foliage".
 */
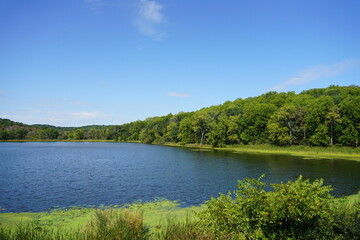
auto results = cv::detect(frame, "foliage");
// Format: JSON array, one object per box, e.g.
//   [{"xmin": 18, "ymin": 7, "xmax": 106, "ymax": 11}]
[
  {"xmin": 107, "ymin": 85, "xmax": 360, "ymax": 147},
  {"xmin": 1, "ymin": 85, "xmax": 360, "ymax": 147},
  {"xmin": 197, "ymin": 175, "xmax": 359, "ymax": 240},
  {"xmin": 40, "ymin": 128, "xmax": 59, "ymax": 140},
  {"xmin": 268, "ymin": 104, "xmax": 306, "ymax": 145},
  {"xmin": 309, "ymin": 124, "xmax": 331, "ymax": 146},
  {"xmin": 73, "ymin": 129, "xmax": 85, "ymax": 140}
]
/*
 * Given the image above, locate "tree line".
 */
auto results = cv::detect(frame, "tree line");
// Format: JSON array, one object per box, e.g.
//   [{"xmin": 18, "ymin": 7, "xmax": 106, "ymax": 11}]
[
  {"xmin": 1, "ymin": 85, "xmax": 359, "ymax": 147},
  {"xmin": 109, "ymin": 85, "xmax": 360, "ymax": 147},
  {"xmin": 0, "ymin": 119, "xmax": 109, "ymax": 141}
]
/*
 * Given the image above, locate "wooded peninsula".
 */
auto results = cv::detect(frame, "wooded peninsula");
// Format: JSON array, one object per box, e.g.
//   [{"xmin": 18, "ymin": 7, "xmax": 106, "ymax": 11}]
[{"xmin": 1, "ymin": 85, "xmax": 359, "ymax": 148}]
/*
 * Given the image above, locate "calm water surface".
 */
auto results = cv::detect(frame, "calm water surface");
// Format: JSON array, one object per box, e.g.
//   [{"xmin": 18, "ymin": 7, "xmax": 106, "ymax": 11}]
[{"xmin": 0, "ymin": 142, "xmax": 359, "ymax": 212}]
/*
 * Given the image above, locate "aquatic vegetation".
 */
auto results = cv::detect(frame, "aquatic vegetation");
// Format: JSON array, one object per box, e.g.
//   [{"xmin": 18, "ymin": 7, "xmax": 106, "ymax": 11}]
[{"xmin": 0, "ymin": 179, "xmax": 359, "ymax": 239}]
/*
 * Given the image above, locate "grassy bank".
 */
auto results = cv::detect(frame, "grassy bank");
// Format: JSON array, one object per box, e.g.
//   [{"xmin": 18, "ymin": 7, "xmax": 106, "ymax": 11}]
[
  {"xmin": 0, "ymin": 200, "xmax": 203, "ymax": 239},
  {"xmin": 163, "ymin": 142, "xmax": 360, "ymax": 161},
  {"xmin": 2, "ymin": 195, "xmax": 358, "ymax": 229},
  {"xmin": 221, "ymin": 144, "xmax": 360, "ymax": 161},
  {"xmin": 1, "ymin": 189, "xmax": 359, "ymax": 239},
  {"xmin": 0, "ymin": 200, "xmax": 202, "ymax": 229}
]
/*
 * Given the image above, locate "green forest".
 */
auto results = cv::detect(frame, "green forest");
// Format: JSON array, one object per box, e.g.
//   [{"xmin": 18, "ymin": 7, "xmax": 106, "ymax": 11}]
[{"xmin": 1, "ymin": 85, "xmax": 359, "ymax": 147}]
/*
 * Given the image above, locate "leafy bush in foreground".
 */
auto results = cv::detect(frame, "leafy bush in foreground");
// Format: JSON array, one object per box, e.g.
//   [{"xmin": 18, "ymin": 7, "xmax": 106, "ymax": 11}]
[{"xmin": 197, "ymin": 175, "xmax": 360, "ymax": 240}]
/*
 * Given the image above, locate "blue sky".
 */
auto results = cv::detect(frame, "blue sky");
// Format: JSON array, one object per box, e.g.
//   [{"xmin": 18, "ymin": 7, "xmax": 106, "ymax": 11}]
[{"xmin": 0, "ymin": 0, "xmax": 359, "ymax": 126}]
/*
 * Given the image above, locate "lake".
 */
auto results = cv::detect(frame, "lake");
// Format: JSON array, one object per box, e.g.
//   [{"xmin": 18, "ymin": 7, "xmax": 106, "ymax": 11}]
[{"xmin": 0, "ymin": 142, "xmax": 359, "ymax": 212}]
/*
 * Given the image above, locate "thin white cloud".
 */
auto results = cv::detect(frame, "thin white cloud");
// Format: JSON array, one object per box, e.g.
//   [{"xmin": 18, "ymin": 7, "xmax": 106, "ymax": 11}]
[
  {"xmin": 270, "ymin": 60, "xmax": 359, "ymax": 91},
  {"xmin": 70, "ymin": 111, "xmax": 105, "ymax": 119},
  {"xmin": 0, "ymin": 115, "xmax": 13, "ymax": 119},
  {"xmin": 135, "ymin": 0, "xmax": 166, "ymax": 40},
  {"xmin": 0, "ymin": 115, "xmax": 38, "ymax": 125},
  {"xmin": 167, "ymin": 92, "xmax": 191, "ymax": 98},
  {"xmin": 139, "ymin": 0, "xmax": 163, "ymax": 22},
  {"xmin": 83, "ymin": 0, "xmax": 104, "ymax": 12}
]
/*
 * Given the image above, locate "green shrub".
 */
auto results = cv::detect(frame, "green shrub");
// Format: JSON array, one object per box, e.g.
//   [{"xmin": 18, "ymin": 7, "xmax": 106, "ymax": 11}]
[{"xmin": 198, "ymin": 175, "xmax": 339, "ymax": 239}]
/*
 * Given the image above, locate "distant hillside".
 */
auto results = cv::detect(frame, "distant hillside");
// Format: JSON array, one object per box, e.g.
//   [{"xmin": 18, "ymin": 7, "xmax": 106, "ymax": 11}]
[
  {"xmin": 0, "ymin": 119, "xmax": 111, "ymax": 140},
  {"xmin": 0, "ymin": 118, "xmax": 26, "ymax": 128},
  {"xmin": 1, "ymin": 85, "xmax": 359, "ymax": 147},
  {"xmin": 30, "ymin": 124, "xmax": 110, "ymax": 131}
]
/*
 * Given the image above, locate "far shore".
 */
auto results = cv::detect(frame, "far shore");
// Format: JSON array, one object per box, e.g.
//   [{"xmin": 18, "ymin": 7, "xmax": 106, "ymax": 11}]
[
  {"xmin": 1, "ymin": 139, "xmax": 360, "ymax": 161},
  {"xmin": 163, "ymin": 142, "xmax": 360, "ymax": 161},
  {"xmin": 163, "ymin": 143, "xmax": 360, "ymax": 161}
]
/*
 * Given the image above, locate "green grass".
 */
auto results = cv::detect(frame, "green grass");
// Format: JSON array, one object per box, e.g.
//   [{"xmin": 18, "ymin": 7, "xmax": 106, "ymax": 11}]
[
  {"xmin": 82, "ymin": 209, "xmax": 149, "ymax": 240},
  {"xmin": 221, "ymin": 144, "xmax": 360, "ymax": 161},
  {"xmin": 0, "ymin": 200, "xmax": 203, "ymax": 233},
  {"xmin": 151, "ymin": 216, "xmax": 211, "ymax": 240},
  {"xmin": 0, "ymin": 200, "xmax": 204, "ymax": 239},
  {"xmin": 344, "ymin": 191, "xmax": 360, "ymax": 205},
  {"xmin": 163, "ymin": 142, "xmax": 360, "ymax": 161}
]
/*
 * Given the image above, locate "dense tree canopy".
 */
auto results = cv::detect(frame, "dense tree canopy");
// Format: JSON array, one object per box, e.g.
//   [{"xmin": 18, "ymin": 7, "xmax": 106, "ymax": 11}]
[{"xmin": 1, "ymin": 85, "xmax": 359, "ymax": 147}]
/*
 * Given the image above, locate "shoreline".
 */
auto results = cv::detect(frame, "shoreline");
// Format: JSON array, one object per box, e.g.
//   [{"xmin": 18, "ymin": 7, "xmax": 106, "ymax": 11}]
[
  {"xmin": 1, "ymin": 192, "xmax": 359, "ymax": 227},
  {"xmin": 2, "ymin": 140, "xmax": 360, "ymax": 161},
  {"xmin": 0, "ymin": 200, "xmax": 203, "ymax": 230},
  {"xmin": 162, "ymin": 142, "xmax": 360, "ymax": 161}
]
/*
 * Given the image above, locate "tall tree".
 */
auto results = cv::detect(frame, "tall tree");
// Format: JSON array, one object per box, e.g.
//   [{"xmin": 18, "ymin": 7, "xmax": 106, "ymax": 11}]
[
  {"xmin": 310, "ymin": 124, "xmax": 330, "ymax": 146},
  {"xmin": 326, "ymin": 106, "xmax": 341, "ymax": 145},
  {"xmin": 192, "ymin": 109, "xmax": 218, "ymax": 145},
  {"xmin": 178, "ymin": 117, "xmax": 196, "ymax": 143},
  {"xmin": 239, "ymin": 102, "xmax": 276, "ymax": 144}
]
